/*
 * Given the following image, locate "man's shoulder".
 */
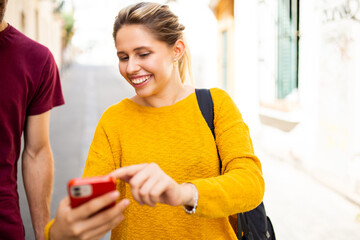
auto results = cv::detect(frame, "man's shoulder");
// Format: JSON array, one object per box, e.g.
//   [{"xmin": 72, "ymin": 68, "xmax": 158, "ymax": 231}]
[{"xmin": 9, "ymin": 25, "xmax": 51, "ymax": 58}]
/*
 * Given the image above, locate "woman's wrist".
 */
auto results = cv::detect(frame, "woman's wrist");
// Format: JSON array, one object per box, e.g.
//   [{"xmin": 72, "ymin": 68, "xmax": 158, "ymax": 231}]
[{"xmin": 181, "ymin": 183, "xmax": 198, "ymax": 214}]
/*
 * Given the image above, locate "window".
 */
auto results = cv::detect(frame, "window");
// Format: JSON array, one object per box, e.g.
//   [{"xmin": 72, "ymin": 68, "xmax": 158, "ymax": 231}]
[{"xmin": 277, "ymin": 0, "xmax": 299, "ymax": 99}]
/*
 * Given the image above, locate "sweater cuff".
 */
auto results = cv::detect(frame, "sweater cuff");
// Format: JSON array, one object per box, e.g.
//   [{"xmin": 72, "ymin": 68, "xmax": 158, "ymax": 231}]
[
  {"xmin": 188, "ymin": 179, "xmax": 217, "ymax": 216},
  {"xmin": 44, "ymin": 219, "xmax": 55, "ymax": 240}
]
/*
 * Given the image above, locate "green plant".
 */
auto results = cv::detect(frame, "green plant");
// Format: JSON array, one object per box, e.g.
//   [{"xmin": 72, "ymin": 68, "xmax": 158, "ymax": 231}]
[{"xmin": 61, "ymin": 11, "xmax": 74, "ymax": 47}]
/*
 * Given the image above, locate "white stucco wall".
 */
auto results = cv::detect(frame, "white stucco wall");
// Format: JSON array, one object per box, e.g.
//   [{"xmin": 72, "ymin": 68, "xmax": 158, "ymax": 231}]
[
  {"xmin": 233, "ymin": 0, "xmax": 261, "ymax": 135},
  {"xmin": 315, "ymin": 0, "xmax": 360, "ymax": 201},
  {"xmin": 252, "ymin": 0, "xmax": 360, "ymax": 203}
]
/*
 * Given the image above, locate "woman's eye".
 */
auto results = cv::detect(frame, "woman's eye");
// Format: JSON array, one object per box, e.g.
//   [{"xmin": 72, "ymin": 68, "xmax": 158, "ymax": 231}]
[
  {"xmin": 119, "ymin": 56, "xmax": 128, "ymax": 62},
  {"xmin": 139, "ymin": 52, "xmax": 150, "ymax": 58}
]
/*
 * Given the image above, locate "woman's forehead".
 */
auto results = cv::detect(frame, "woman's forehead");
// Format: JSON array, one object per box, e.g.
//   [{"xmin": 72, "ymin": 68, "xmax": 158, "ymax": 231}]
[
  {"xmin": 115, "ymin": 24, "xmax": 166, "ymax": 51},
  {"xmin": 116, "ymin": 25, "xmax": 154, "ymax": 41}
]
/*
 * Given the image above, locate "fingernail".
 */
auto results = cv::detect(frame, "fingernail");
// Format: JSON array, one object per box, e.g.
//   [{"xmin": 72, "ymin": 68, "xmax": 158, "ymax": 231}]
[
  {"xmin": 111, "ymin": 191, "xmax": 120, "ymax": 198},
  {"xmin": 123, "ymin": 199, "xmax": 130, "ymax": 206}
]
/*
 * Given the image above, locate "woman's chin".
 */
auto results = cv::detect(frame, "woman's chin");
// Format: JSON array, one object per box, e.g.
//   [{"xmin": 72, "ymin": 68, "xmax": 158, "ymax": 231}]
[{"xmin": 134, "ymin": 88, "xmax": 152, "ymax": 98}]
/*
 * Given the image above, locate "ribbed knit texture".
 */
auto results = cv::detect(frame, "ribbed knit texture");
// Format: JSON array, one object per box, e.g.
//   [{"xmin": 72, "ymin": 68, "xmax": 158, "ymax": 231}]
[{"xmin": 46, "ymin": 88, "xmax": 264, "ymax": 240}]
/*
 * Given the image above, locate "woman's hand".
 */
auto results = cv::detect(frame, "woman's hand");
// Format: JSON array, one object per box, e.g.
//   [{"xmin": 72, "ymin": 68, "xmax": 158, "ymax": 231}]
[
  {"xmin": 110, "ymin": 163, "xmax": 195, "ymax": 208},
  {"xmin": 50, "ymin": 191, "xmax": 129, "ymax": 240}
]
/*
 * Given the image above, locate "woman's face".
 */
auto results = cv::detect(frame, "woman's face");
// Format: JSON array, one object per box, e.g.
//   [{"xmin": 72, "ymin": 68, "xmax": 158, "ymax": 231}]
[{"xmin": 115, "ymin": 24, "xmax": 176, "ymax": 98}]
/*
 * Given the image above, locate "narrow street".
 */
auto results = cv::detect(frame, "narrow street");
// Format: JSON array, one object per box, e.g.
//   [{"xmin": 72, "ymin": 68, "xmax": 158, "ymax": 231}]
[
  {"xmin": 17, "ymin": 62, "xmax": 133, "ymax": 239},
  {"xmin": 17, "ymin": 63, "xmax": 360, "ymax": 239},
  {"xmin": 255, "ymin": 137, "xmax": 360, "ymax": 240}
]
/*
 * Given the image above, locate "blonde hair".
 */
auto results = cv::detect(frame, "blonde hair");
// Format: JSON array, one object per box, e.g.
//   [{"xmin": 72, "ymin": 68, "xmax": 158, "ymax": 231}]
[{"xmin": 113, "ymin": 2, "xmax": 192, "ymax": 84}]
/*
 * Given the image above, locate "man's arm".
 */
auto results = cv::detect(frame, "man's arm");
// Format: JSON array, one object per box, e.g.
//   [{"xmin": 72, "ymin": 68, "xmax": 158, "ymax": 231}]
[{"xmin": 22, "ymin": 111, "xmax": 53, "ymax": 240}]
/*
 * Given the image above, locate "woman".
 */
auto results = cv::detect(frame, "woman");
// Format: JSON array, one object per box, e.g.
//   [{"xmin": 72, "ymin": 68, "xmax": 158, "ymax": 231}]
[{"xmin": 46, "ymin": 2, "xmax": 264, "ymax": 239}]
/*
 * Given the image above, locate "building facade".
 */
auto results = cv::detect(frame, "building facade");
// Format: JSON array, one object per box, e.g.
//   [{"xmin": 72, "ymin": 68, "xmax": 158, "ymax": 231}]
[
  {"xmin": 4, "ymin": 0, "xmax": 64, "ymax": 67},
  {"xmin": 210, "ymin": 0, "xmax": 360, "ymax": 205}
]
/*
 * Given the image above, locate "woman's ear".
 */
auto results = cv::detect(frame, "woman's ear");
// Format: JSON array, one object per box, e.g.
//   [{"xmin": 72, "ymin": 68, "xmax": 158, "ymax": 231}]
[{"xmin": 173, "ymin": 39, "xmax": 186, "ymax": 61}]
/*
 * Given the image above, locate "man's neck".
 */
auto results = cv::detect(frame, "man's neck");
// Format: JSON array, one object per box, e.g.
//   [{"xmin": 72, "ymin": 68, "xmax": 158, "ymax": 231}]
[{"xmin": 0, "ymin": 21, "xmax": 8, "ymax": 32}]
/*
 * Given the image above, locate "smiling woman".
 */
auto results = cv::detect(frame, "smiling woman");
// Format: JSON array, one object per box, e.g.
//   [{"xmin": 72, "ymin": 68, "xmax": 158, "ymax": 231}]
[
  {"xmin": 114, "ymin": 23, "xmax": 189, "ymax": 106},
  {"xmin": 45, "ymin": 2, "xmax": 265, "ymax": 240},
  {"xmin": 113, "ymin": 2, "xmax": 192, "ymax": 85}
]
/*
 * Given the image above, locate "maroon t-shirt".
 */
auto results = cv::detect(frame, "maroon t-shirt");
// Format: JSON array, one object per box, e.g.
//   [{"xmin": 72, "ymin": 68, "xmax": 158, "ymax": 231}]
[{"xmin": 0, "ymin": 24, "xmax": 64, "ymax": 239}]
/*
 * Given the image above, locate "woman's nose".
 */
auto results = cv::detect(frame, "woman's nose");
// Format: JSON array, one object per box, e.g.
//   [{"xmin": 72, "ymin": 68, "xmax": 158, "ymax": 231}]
[{"xmin": 126, "ymin": 58, "xmax": 141, "ymax": 74}]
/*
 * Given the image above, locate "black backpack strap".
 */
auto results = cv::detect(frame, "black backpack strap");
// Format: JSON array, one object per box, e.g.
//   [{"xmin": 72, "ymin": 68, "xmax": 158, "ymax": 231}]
[
  {"xmin": 195, "ymin": 88, "xmax": 244, "ymax": 240},
  {"xmin": 196, "ymin": 89, "xmax": 274, "ymax": 240},
  {"xmin": 240, "ymin": 213, "xmax": 252, "ymax": 240},
  {"xmin": 238, "ymin": 213, "xmax": 243, "ymax": 240},
  {"xmin": 195, "ymin": 89, "xmax": 223, "ymax": 170},
  {"xmin": 195, "ymin": 89, "xmax": 215, "ymax": 137}
]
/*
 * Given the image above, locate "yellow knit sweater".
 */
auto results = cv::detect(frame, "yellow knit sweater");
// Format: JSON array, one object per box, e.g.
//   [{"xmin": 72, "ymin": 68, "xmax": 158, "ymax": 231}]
[{"xmin": 45, "ymin": 88, "xmax": 264, "ymax": 240}]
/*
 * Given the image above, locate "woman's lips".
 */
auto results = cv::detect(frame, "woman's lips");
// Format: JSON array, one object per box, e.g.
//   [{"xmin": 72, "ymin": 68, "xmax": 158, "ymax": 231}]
[{"xmin": 130, "ymin": 75, "xmax": 152, "ymax": 87}]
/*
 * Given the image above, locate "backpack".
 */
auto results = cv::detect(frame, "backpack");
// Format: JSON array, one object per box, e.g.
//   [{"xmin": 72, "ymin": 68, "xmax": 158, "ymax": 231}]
[{"xmin": 195, "ymin": 89, "xmax": 276, "ymax": 240}]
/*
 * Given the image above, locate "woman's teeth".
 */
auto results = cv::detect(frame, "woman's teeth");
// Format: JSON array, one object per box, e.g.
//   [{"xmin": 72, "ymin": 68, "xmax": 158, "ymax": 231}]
[{"xmin": 131, "ymin": 75, "xmax": 151, "ymax": 84}]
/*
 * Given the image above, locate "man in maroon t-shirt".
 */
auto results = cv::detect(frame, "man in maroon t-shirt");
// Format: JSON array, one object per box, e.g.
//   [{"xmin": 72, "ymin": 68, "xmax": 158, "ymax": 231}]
[{"xmin": 0, "ymin": 0, "xmax": 65, "ymax": 239}]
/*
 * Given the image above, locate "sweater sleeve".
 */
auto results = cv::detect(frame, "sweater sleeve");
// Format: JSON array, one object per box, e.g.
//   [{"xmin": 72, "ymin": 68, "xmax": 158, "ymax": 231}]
[
  {"xmin": 82, "ymin": 116, "xmax": 118, "ymax": 177},
  {"xmin": 44, "ymin": 219, "xmax": 54, "ymax": 240},
  {"xmin": 189, "ymin": 88, "xmax": 264, "ymax": 218}
]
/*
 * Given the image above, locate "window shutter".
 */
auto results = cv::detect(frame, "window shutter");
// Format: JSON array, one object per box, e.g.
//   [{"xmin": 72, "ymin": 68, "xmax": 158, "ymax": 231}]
[{"xmin": 277, "ymin": 0, "xmax": 298, "ymax": 99}]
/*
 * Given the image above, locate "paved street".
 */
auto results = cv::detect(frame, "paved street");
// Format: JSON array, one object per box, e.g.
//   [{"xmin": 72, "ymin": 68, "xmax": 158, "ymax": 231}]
[
  {"xmin": 17, "ymin": 62, "xmax": 133, "ymax": 239},
  {"xmin": 17, "ymin": 62, "xmax": 360, "ymax": 239},
  {"xmin": 254, "ymin": 133, "xmax": 360, "ymax": 240}
]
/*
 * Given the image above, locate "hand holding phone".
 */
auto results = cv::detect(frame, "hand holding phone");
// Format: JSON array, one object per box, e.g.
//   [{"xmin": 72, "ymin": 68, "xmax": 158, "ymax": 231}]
[
  {"xmin": 68, "ymin": 175, "xmax": 116, "ymax": 208},
  {"xmin": 51, "ymin": 181, "xmax": 129, "ymax": 240}
]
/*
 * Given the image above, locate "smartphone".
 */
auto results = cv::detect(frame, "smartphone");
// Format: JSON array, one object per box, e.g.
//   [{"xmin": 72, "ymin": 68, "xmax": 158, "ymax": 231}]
[{"xmin": 68, "ymin": 175, "xmax": 116, "ymax": 209}]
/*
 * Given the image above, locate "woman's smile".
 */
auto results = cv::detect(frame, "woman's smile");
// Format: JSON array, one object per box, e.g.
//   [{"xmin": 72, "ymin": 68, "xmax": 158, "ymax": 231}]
[{"xmin": 129, "ymin": 74, "xmax": 152, "ymax": 87}]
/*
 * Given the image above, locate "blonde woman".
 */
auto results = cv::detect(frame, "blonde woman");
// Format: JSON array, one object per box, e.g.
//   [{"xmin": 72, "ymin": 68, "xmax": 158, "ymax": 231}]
[{"xmin": 46, "ymin": 2, "xmax": 264, "ymax": 239}]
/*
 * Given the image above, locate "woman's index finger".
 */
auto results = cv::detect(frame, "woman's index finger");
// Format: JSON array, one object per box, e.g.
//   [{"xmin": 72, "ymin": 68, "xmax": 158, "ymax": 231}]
[{"xmin": 109, "ymin": 163, "xmax": 148, "ymax": 182}]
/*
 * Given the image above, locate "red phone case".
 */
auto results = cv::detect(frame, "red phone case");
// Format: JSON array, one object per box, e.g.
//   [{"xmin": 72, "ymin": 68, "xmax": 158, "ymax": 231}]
[{"xmin": 68, "ymin": 175, "xmax": 116, "ymax": 209}]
